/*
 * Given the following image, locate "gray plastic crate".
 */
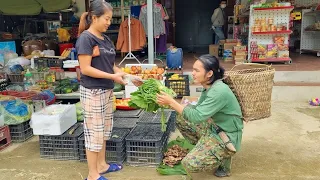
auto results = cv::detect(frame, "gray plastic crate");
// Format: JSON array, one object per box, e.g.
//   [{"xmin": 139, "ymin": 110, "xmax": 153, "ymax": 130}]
[
  {"xmin": 137, "ymin": 111, "xmax": 171, "ymax": 124},
  {"xmin": 9, "ymin": 120, "xmax": 33, "ymax": 143},
  {"xmin": 125, "ymin": 124, "xmax": 169, "ymax": 166},
  {"xmin": 39, "ymin": 123, "xmax": 83, "ymax": 160},
  {"xmin": 106, "ymin": 150, "xmax": 126, "ymax": 163},
  {"xmin": 113, "ymin": 117, "xmax": 138, "ymax": 130},
  {"xmin": 114, "ymin": 109, "xmax": 143, "ymax": 118},
  {"xmin": 39, "ymin": 135, "xmax": 55, "ymax": 159},
  {"xmin": 137, "ymin": 110, "xmax": 174, "ymax": 133},
  {"xmin": 169, "ymin": 110, "xmax": 176, "ymax": 132},
  {"xmin": 79, "ymin": 129, "xmax": 130, "ymax": 163}
]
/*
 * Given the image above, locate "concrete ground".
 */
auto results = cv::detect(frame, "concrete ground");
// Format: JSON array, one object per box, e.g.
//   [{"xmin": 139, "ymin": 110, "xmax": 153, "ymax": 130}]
[{"xmin": 1, "ymin": 101, "xmax": 320, "ymax": 180}]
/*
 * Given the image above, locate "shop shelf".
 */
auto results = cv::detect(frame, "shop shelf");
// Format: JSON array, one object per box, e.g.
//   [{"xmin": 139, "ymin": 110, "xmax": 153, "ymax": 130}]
[
  {"xmin": 79, "ymin": 129, "xmax": 130, "ymax": 163},
  {"xmin": 0, "ymin": 125, "xmax": 11, "ymax": 151},
  {"xmin": 125, "ymin": 124, "xmax": 169, "ymax": 166},
  {"xmin": 39, "ymin": 123, "xmax": 83, "ymax": 160},
  {"xmin": 251, "ymin": 57, "xmax": 291, "ymax": 63},
  {"xmin": 252, "ymin": 30, "xmax": 292, "ymax": 35},
  {"xmin": 9, "ymin": 120, "xmax": 33, "ymax": 143},
  {"xmin": 253, "ymin": 6, "xmax": 294, "ymax": 11}
]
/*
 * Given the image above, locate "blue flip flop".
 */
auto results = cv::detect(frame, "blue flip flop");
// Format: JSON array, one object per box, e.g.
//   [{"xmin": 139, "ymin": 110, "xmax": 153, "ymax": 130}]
[
  {"xmin": 85, "ymin": 176, "xmax": 108, "ymax": 180},
  {"xmin": 100, "ymin": 163, "xmax": 123, "ymax": 175}
]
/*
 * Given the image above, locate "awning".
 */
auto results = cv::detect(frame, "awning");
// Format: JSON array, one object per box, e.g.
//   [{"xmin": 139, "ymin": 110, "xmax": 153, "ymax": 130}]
[{"xmin": 0, "ymin": 0, "xmax": 72, "ymax": 15}]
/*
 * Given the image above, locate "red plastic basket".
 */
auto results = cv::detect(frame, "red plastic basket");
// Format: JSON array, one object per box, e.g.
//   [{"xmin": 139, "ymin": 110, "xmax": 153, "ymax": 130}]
[{"xmin": 0, "ymin": 126, "xmax": 11, "ymax": 151}]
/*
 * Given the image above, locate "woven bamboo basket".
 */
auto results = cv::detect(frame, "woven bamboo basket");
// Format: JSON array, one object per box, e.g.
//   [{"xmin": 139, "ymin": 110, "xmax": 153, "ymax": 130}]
[{"xmin": 224, "ymin": 63, "xmax": 275, "ymax": 121}]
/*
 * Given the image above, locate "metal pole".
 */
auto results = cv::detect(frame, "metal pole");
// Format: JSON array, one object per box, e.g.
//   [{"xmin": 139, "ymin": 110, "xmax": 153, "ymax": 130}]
[{"xmin": 147, "ymin": 0, "xmax": 154, "ymax": 64}]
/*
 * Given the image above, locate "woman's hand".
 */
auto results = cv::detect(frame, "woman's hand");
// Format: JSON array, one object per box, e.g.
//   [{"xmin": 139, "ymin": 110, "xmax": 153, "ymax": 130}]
[
  {"xmin": 131, "ymin": 75, "xmax": 143, "ymax": 87},
  {"xmin": 157, "ymin": 92, "xmax": 175, "ymax": 106},
  {"xmin": 112, "ymin": 72, "xmax": 127, "ymax": 85}
]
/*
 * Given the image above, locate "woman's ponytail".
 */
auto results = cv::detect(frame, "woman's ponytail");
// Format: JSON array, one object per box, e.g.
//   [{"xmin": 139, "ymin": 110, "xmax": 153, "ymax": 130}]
[
  {"xmin": 78, "ymin": 12, "xmax": 89, "ymax": 37},
  {"xmin": 218, "ymin": 66, "xmax": 225, "ymax": 79}
]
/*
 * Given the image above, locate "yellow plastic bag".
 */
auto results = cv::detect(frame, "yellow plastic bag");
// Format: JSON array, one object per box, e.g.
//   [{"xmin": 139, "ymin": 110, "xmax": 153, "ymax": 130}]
[{"xmin": 57, "ymin": 28, "xmax": 71, "ymax": 42}]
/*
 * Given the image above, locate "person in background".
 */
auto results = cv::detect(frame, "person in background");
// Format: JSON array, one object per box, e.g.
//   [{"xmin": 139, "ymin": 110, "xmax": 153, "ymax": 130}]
[
  {"xmin": 76, "ymin": 1, "xmax": 141, "ymax": 180},
  {"xmin": 157, "ymin": 54, "xmax": 243, "ymax": 178},
  {"xmin": 211, "ymin": 0, "xmax": 227, "ymax": 44}
]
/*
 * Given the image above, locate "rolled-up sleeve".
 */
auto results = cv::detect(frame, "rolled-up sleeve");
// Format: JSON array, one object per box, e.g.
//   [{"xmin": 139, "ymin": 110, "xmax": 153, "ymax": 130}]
[{"xmin": 182, "ymin": 91, "xmax": 227, "ymax": 124}]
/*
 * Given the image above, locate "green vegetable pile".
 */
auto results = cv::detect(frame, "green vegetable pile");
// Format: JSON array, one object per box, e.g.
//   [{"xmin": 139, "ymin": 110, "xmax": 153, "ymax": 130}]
[
  {"xmin": 54, "ymin": 78, "xmax": 79, "ymax": 94},
  {"xmin": 128, "ymin": 79, "xmax": 176, "ymax": 132},
  {"xmin": 75, "ymin": 102, "xmax": 84, "ymax": 122}
]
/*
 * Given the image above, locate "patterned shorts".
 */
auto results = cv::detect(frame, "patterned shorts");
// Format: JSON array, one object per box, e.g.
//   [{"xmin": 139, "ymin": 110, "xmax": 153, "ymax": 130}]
[{"xmin": 80, "ymin": 85, "xmax": 114, "ymax": 152}]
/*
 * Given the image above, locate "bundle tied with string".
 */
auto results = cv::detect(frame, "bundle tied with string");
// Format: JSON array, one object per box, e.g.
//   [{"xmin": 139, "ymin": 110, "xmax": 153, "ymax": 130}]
[{"xmin": 224, "ymin": 63, "xmax": 275, "ymax": 122}]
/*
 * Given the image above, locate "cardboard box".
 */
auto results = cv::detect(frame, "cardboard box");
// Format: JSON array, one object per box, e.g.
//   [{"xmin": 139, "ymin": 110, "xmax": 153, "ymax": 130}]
[
  {"xmin": 233, "ymin": 46, "xmax": 247, "ymax": 51},
  {"xmin": 224, "ymin": 42, "xmax": 237, "ymax": 50},
  {"xmin": 234, "ymin": 55, "xmax": 247, "ymax": 61},
  {"xmin": 219, "ymin": 40, "xmax": 226, "ymax": 45},
  {"xmin": 226, "ymin": 39, "xmax": 238, "ymax": 43},
  {"xmin": 209, "ymin": 44, "xmax": 219, "ymax": 57},
  {"xmin": 235, "ymin": 51, "xmax": 247, "ymax": 56}
]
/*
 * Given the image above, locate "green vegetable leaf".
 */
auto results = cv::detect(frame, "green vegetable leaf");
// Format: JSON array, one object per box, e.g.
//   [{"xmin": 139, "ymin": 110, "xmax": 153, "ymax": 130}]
[{"xmin": 128, "ymin": 79, "xmax": 176, "ymax": 132}]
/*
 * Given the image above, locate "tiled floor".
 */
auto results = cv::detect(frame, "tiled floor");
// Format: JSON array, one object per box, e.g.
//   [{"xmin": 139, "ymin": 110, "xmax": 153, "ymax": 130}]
[{"xmin": 115, "ymin": 52, "xmax": 320, "ymax": 71}]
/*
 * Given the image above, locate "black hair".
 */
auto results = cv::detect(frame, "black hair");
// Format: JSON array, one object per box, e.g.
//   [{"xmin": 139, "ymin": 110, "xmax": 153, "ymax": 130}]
[
  {"xmin": 197, "ymin": 54, "xmax": 225, "ymax": 85},
  {"xmin": 78, "ymin": 0, "xmax": 113, "ymax": 36}
]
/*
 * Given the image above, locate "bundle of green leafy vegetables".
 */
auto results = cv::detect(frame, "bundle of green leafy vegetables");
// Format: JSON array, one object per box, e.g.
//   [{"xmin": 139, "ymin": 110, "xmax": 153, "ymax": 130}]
[{"xmin": 128, "ymin": 79, "xmax": 177, "ymax": 132}]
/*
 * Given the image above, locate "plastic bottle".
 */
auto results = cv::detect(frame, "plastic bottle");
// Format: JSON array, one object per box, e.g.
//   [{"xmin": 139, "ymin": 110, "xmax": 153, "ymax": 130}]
[{"xmin": 24, "ymin": 69, "xmax": 34, "ymax": 91}]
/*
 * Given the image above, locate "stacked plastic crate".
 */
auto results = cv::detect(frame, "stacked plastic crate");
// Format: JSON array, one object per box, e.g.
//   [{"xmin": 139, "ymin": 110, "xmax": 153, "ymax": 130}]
[
  {"xmin": 113, "ymin": 109, "xmax": 143, "ymax": 130},
  {"xmin": 79, "ymin": 129, "xmax": 130, "ymax": 163},
  {"xmin": 9, "ymin": 120, "xmax": 33, "ymax": 143},
  {"xmin": 126, "ymin": 110, "xmax": 176, "ymax": 166},
  {"xmin": 39, "ymin": 123, "xmax": 83, "ymax": 160}
]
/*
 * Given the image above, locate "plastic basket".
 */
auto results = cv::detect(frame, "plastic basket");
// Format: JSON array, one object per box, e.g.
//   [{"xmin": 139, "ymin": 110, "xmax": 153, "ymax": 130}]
[
  {"xmin": 39, "ymin": 123, "xmax": 83, "ymax": 160},
  {"xmin": 165, "ymin": 75, "xmax": 190, "ymax": 98},
  {"xmin": 114, "ymin": 109, "xmax": 143, "ymax": 118},
  {"xmin": 79, "ymin": 129, "xmax": 130, "ymax": 163},
  {"xmin": 125, "ymin": 124, "xmax": 169, "ymax": 166},
  {"xmin": 32, "ymin": 71, "xmax": 48, "ymax": 82},
  {"xmin": 9, "ymin": 120, "xmax": 33, "ymax": 142},
  {"xmin": 7, "ymin": 74, "xmax": 24, "ymax": 83},
  {"xmin": 113, "ymin": 117, "xmax": 138, "ymax": 130},
  {"xmin": 137, "ymin": 110, "xmax": 173, "ymax": 132}
]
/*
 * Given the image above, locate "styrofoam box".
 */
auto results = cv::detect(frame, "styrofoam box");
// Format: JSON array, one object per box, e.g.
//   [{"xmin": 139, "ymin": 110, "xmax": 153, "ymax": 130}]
[
  {"xmin": 30, "ymin": 104, "xmax": 77, "ymax": 135},
  {"xmin": 190, "ymin": 85, "xmax": 203, "ymax": 97}
]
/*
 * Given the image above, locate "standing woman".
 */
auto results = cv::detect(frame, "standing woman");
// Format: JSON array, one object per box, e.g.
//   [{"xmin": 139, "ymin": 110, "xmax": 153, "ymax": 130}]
[
  {"xmin": 76, "ymin": 1, "xmax": 128, "ymax": 180},
  {"xmin": 157, "ymin": 55, "xmax": 243, "ymax": 177}
]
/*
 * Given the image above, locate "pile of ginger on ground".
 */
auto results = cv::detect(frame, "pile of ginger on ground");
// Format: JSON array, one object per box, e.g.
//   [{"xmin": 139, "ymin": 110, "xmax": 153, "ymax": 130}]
[{"xmin": 163, "ymin": 145, "xmax": 188, "ymax": 167}]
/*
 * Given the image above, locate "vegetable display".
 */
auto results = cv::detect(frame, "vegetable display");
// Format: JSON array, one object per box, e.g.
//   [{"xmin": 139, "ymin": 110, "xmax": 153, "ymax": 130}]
[{"xmin": 128, "ymin": 79, "xmax": 176, "ymax": 131}]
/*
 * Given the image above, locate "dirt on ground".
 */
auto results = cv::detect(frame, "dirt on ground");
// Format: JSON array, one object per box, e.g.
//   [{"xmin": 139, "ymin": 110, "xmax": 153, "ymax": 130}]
[{"xmin": 1, "ymin": 101, "xmax": 320, "ymax": 180}]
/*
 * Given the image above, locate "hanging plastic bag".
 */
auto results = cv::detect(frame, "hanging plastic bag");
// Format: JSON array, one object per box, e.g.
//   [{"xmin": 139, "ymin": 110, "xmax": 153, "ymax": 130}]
[{"xmin": 1, "ymin": 99, "xmax": 32, "ymax": 125}]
